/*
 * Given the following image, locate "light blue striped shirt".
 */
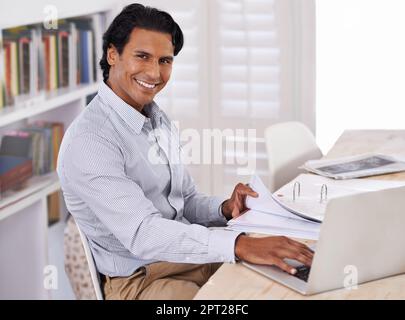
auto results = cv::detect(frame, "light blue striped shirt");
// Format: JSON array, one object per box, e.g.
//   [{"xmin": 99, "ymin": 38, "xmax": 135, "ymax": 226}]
[{"xmin": 57, "ymin": 81, "xmax": 241, "ymax": 277}]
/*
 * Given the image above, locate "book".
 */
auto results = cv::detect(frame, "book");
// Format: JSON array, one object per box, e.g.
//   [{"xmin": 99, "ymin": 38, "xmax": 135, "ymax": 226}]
[
  {"xmin": 0, "ymin": 132, "xmax": 33, "ymax": 158},
  {"xmin": 1, "ymin": 13, "xmax": 105, "ymax": 108},
  {"xmin": 79, "ymin": 30, "xmax": 92, "ymax": 83},
  {"xmin": 18, "ymin": 36, "xmax": 30, "ymax": 95},
  {"xmin": 0, "ymin": 31, "xmax": 5, "ymax": 108},
  {"xmin": 68, "ymin": 22, "xmax": 78, "ymax": 87},
  {"xmin": 47, "ymin": 191, "xmax": 61, "ymax": 225},
  {"xmin": 29, "ymin": 28, "xmax": 41, "ymax": 96},
  {"xmin": 0, "ymin": 121, "xmax": 64, "ymax": 176},
  {"xmin": 0, "ymin": 155, "xmax": 33, "ymax": 194},
  {"xmin": 58, "ymin": 31, "xmax": 69, "ymax": 87}
]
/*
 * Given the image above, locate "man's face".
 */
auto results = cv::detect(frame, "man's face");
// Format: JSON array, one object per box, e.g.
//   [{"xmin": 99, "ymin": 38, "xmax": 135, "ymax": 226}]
[{"xmin": 107, "ymin": 28, "xmax": 174, "ymax": 111}]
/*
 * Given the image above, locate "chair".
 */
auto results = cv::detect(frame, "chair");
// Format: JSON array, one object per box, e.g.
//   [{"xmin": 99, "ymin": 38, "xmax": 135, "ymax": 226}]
[
  {"xmin": 264, "ymin": 121, "xmax": 323, "ymax": 192},
  {"xmin": 64, "ymin": 215, "xmax": 103, "ymax": 300}
]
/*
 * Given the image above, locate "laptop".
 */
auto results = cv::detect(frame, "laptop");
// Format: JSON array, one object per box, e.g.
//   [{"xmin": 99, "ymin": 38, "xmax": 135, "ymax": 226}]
[{"xmin": 242, "ymin": 185, "xmax": 405, "ymax": 295}]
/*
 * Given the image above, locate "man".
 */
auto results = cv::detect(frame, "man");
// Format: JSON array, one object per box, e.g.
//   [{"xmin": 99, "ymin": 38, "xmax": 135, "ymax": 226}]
[{"xmin": 57, "ymin": 3, "xmax": 313, "ymax": 300}]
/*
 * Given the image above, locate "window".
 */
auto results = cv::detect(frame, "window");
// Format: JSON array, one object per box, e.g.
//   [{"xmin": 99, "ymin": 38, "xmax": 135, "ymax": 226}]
[{"xmin": 316, "ymin": 0, "xmax": 405, "ymax": 153}]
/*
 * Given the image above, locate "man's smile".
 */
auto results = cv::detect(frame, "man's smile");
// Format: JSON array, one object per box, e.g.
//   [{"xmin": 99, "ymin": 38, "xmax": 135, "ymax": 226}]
[{"xmin": 135, "ymin": 78, "xmax": 159, "ymax": 90}]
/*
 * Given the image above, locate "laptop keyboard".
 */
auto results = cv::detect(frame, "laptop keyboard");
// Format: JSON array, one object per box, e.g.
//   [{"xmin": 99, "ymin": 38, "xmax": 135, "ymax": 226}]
[{"xmin": 294, "ymin": 265, "xmax": 311, "ymax": 282}]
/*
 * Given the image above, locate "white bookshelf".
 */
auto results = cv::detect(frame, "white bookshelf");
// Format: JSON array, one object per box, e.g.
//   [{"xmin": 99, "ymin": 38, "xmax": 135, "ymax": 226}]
[
  {"xmin": 0, "ymin": 83, "xmax": 99, "ymax": 127},
  {"xmin": 0, "ymin": 172, "xmax": 60, "ymax": 219},
  {"xmin": 0, "ymin": 2, "xmax": 119, "ymax": 299}
]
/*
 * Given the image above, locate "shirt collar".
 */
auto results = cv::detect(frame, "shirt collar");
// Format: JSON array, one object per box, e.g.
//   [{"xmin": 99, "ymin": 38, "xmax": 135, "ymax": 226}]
[{"xmin": 98, "ymin": 81, "xmax": 163, "ymax": 134}]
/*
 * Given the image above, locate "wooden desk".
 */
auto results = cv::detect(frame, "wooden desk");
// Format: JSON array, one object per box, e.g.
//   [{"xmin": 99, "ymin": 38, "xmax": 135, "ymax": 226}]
[{"xmin": 195, "ymin": 130, "xmax": 405, "ymax": 300}]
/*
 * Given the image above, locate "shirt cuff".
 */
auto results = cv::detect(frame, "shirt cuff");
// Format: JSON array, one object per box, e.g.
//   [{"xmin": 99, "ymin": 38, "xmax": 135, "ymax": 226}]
[
  {"xmin": 208, "ymin": 228, "xmax": 243, "ymax": 264},
  {"xmin": 209, "ymin": 196, "xmax": 228, "ymax": 225}
]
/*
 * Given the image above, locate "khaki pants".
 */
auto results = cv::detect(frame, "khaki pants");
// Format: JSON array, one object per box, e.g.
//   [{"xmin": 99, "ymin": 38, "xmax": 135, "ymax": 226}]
[{"xmin": 103, "ymin": 262, "xmax": 222, "ymax": 300}]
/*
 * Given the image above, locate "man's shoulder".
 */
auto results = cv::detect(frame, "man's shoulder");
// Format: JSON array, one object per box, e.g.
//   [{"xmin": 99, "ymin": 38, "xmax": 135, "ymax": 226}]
[{"xmin": 69, "ymin": 97, "xmax": 115, "ymax": 138}]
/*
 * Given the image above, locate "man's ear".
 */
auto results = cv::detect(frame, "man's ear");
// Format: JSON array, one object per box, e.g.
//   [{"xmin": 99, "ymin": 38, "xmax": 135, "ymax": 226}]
[{"xmin": 107, "ymin": 45, "xmax": 118, "ymax": 66}]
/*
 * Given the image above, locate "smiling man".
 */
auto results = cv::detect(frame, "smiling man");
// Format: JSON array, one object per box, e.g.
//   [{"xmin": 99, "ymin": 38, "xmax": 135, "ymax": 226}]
[{"xmin": 57, "ymin": 3, "xmax": 313, "ymax": 300}]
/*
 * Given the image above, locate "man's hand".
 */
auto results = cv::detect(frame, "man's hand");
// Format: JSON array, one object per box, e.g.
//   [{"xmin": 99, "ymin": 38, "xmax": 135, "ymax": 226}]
[
  {"xmin": 221, "ymin": 183, "xmax": 258, "ymax": 220},
  {"xmin": 235, "ymin": 235, "xmax": 314, "ymax": 275}
]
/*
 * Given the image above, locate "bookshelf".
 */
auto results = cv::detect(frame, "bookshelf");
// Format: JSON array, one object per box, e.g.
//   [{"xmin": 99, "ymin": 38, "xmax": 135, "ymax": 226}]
[
  {"xmin": 0, "ymin": 83, "xmax": 99, "ymax": 127},
  {"xmin": 0, "ymin": 2, "xmax": 118, "ymax": 299}
]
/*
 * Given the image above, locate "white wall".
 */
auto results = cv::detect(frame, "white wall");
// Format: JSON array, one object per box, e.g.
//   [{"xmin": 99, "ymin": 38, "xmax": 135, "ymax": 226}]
[{"xmin": 316, "ymin": 0, "xmax": 405, "ymax": 153}]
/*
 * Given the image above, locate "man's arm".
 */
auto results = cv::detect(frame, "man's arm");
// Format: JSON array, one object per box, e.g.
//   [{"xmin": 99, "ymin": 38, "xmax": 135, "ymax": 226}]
[
  {"xmin": 63, "ymin": 133, "xmax": 241, "ymax": 264},
  {"xmin": 218, "ymin": 182, "xmax": 314, "ymax": 274},
  {"xmin": 181, "ymin": 167, "xmax": 229, "ymax": 227}
]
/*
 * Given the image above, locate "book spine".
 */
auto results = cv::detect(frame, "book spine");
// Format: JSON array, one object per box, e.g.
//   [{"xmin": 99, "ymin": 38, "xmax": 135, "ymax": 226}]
[
  {"xmin": 43, "ymin": 36, "xmax": 50, "ymax": 91},
  {"xmin": 79, "ymin": 30, "xmax": 88, "ymax": 83},
  {"xmin": 19, "ymin": 37, "xmax": 30, "ymax": 95},
  {"xmin": 68, "ymin": 23, "xmax": 78, "ymax": 87},
  {"xmin": 10, "ymin": 41, "xmax": 19, "ymax": 97},
  {"xmin": 37, "ymin": 27, "xmax": 45, "ymax": 92},
  {"xmin": 29, "ymin": 29, "xmax": 38, "ymax": 96},
  {"xmin": 4, "ymin": 42, "xmax": 14, "ymax": 106},
  {"xmin": 91, "ymin": 13, "xmax": 104, "ymax": 82},
  {"xmin": 0, "ymin": 31, "xmax": 4, "ymax": 109},
  {"xmin": 87, "ymin": 30, "xmax": 94, "ymax": 84},
  {"xmin": 0, "ymin": 160, "xmax": 33, "ymax": 193},
  {"xmin": 49, "ymin": 34, "xmax": 57, "ymax": 91}
]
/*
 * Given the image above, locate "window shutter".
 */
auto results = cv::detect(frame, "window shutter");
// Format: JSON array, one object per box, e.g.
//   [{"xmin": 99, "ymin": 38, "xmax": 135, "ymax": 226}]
[
  {"xmin": 211, "ymin": 0, "xmax": 284, "ymax": 196},
  {"xmin": 135, "ymin": 0, "xmax": 212, "ymax": 194}
]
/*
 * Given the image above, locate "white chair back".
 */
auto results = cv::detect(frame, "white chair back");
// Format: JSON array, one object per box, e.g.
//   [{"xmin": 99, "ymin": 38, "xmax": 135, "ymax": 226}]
[
  {"xmin": 76, "ymin": 224, "xmax": 104, "ymax": 300},
  {"xmin": 264, "ymin": 121, "xmax": 323, "ymax": 191}
]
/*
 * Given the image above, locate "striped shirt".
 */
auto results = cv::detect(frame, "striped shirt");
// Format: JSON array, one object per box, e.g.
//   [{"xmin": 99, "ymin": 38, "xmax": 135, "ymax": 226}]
[{"xmin": 57, "ymin": 81, "xmax": 241, "ymax": 277}]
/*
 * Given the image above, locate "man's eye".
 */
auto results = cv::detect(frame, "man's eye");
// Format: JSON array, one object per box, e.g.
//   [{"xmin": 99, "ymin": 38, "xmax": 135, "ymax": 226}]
[
  {"xmin": 160, "ymin": 59, "xmax": 172, "ymax": 64},
  {"xmin": 136, "ymin": 54, "xmax": 148, "ymax": 59}
]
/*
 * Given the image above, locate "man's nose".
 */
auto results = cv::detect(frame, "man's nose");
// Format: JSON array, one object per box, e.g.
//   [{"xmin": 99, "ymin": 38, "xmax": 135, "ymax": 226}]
[{"xmin": 144, "ymin": 60, "xmax": 160, "ymax": 81}]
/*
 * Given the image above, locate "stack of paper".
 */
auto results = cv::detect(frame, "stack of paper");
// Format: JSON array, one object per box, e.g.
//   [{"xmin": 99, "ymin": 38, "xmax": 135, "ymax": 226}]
[
  {"xmin": 226, "ymin": 174, "xmax": 321, "ymax": 240},
  {"xmin": 228, "ymin": 210, "xmax": 320, "ymax": 240}
]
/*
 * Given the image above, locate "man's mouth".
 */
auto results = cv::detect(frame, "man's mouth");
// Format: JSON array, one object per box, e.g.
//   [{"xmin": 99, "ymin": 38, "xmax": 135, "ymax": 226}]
[{"xmin": 135, "ymin": 79, "xmax": 159, "ymax": 89}]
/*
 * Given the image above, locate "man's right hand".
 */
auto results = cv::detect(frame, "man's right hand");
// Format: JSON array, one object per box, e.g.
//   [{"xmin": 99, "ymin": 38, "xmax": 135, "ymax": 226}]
[{"xmin": 235, "ymin": 235, "xmax": 314, "ymax": 275}]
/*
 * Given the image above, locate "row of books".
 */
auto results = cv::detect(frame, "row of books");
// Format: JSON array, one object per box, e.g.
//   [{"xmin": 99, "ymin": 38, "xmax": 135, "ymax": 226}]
[
  {"xmin": 0, "ymin": 121, "xmax": 64, "ymax": 195},
  {"xmin": 0, "ymin": 13, "xmax": 105, "ymax": 109}
]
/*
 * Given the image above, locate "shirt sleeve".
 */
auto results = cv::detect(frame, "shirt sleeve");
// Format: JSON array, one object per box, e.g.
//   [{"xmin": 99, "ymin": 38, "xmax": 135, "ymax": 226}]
[
  {"xmin": 182, "ymin": 167, "xmax": 229, "ymax": 227},
  {"xmin": 63, "ymin": 133, "xmax": 241, "ymax": 264}
]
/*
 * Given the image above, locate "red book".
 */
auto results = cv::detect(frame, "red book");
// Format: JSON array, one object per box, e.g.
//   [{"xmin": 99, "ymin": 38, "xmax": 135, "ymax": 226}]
[
  {"xmin": 0, "ymin": 156, "xmax": 33, "ymax": 193},
  {"xmin": 42, "ymin": 36, "xmax": 50, "ymax": 91}
]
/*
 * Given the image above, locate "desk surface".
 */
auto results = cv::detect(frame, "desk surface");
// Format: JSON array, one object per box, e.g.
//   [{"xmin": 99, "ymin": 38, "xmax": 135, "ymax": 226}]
[{"xmin": 194, "ymin": 130, "xmax": 405, "ymax": 300}]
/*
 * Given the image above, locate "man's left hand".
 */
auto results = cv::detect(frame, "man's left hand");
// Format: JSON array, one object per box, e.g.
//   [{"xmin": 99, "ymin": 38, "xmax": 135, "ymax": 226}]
[{"xmin": 221, "ymin": 183, "xmax": 258, "ymax": 220}]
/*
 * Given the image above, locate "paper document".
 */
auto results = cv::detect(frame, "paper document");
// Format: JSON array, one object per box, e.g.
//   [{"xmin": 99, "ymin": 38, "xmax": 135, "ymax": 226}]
[
  {"xmin": 226, "ymin": 174, "xmax": 321, "ymax": 240},
  {"xmin": 227, "ymin": 210, "xmax": 320, "ymax": 240},
  {"xmin": 245, "ymin": 174, "xmax": 310, "ymax": 222},
  {"xmin": 302, "ymin": 153, "xmax": 405, "ymax": 179}
]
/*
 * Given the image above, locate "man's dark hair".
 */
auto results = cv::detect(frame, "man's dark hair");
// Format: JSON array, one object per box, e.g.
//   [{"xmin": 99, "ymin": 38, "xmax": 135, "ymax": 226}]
[{"xmin": 99, "ymin": 3, "xmax": 184, "ymax": 82}]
